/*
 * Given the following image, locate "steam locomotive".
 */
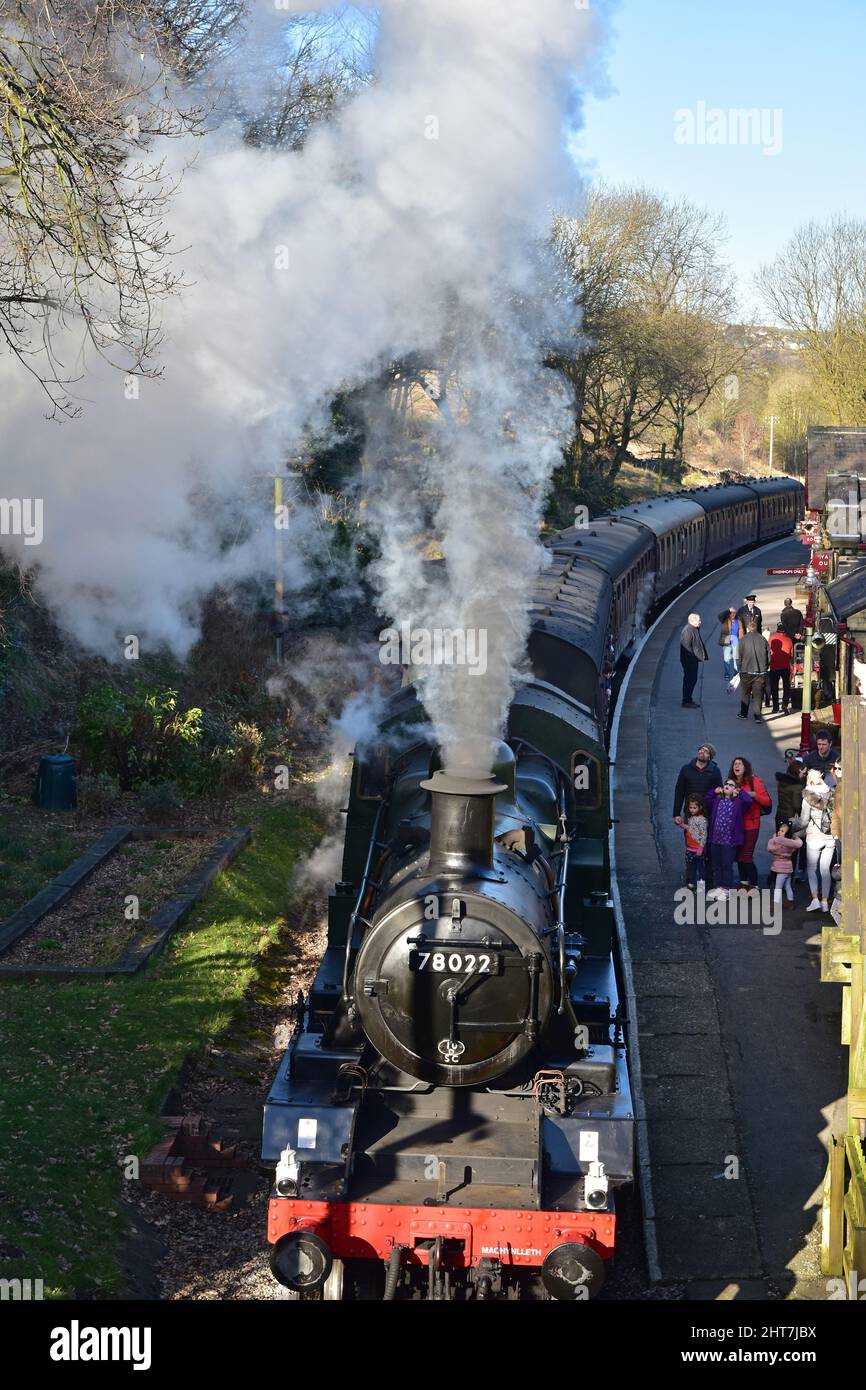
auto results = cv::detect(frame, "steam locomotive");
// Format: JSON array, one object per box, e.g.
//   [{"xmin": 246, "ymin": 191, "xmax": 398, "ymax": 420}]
[{"xmin": 263, "ymin": 475, "xmax": 803, "ymax": 1301}]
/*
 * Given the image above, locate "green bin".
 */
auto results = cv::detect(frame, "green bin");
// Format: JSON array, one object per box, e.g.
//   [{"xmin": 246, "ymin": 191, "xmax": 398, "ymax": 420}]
[{"xmin": 35, "ymin": 754, "xmax": 77, "ymax": 810}]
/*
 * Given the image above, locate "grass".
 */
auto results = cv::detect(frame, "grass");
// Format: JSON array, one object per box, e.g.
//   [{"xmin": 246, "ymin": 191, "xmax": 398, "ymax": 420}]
[
  {"xmin": 616, "ymin": 459, "xmax": 681, "ymax": 502},
  {"xmin": 0, "ymin": 816, "xmax": 90, "ymax": 919},
  {"xmin": 0, "ymin": 794, "xmax": 324, "ymax": 1297}
]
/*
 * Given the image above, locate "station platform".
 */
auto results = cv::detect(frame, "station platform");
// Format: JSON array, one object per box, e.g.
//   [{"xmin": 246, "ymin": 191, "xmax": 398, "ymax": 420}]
[{"xmin": 612, "ymin": 535, "xmax": 848, "ymax": 1300}]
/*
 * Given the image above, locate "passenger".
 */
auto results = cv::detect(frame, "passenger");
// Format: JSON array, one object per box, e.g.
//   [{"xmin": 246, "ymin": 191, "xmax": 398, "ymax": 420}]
[
  {"xmin": 803, "ymin": 729, "xmax": 840, "ymax": 786},
  {"xmin": 705, "ymin": 779, "xmax": 754, "ymax": 901},
  {"xmin": 774, "ymin": 752, "xmax": 806, "ymax": 827},
  {"xmin": 761, "ymin": 626, "xmax": 774, "ymax": 707},
  {"xmin": 674, "ymin": 794, "xmax": 708, "ymax": 889},
  {"xmin": 736, "ymin": 621, "xmax": 770, "ymax": 722},
  {"xmin": 727, "ymin": 755, "xmax": 772, "ymax": 888},
  {"xmin": 717, "ymin": 606, "xmax": 740, "ymax": 683},
  {"xmin": 793, "ymin": 771, "xmax": 835, "ymax": 912},
  {"xmin": 768, "ymin": 624, "xmax": 794, "ymax": 714},
  {"xmin": 772, "ymin": 752, "xmax": 806, "ymax": 888},
  {"xmin": 767, "ymin": 821, "xmax": 803, "ymax": 909},
  {"xmin": 672, "ymin": 742, "xmax": 722, "ymax": 822},
  {"xmin": 679, "ymin": 613, "xmax": 709, "ymax": 709},
  {"xmin": 779, "ymin": 597, "xmax": 804, "ymax": 641},
  {"xmin": 830, "ymin": 756, "xmax": 843, "ymax": 865}
]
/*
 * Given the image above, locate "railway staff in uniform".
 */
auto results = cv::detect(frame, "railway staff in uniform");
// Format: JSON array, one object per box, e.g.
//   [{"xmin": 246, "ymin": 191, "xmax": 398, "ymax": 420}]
[
  {"xmin": 679, "ymin": 613, "xmax": 709, "ymax": 708},
  {"xmin": 736, "ymin": 594, "xmax": 763, "ymax": 633},
  {"xmin": 736, "ymin": 621, "xmax": 770, "ymax": 721}
]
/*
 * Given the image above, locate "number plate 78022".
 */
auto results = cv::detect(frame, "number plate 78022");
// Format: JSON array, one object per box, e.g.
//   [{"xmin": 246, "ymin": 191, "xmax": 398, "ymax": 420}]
[{"xmin": 408, "ymin": 948, "xmax": 500, "ymax": 975}]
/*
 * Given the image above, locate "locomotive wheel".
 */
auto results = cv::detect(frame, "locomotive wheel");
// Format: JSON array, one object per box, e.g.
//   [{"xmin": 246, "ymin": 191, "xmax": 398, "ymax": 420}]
[{"xmin": 323, "ymin": 1259, "xmax": 344, "ymax": 1301}]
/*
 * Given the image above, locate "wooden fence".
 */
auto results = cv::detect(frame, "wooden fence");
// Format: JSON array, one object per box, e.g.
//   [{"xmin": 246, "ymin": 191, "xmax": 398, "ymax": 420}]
[{"xmin": 821, "ymin": 696, "xmax": 866, "ymax": 1294}]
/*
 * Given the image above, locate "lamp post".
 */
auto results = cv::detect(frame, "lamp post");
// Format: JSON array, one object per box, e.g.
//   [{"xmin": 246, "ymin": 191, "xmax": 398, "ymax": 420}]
[
  {"xmin": 799, "ymin": 565, "xmax": 817, "ymax": 754},
  {"xmin": 766, "ymin": 416, "xmax": 778, "ymax": 476}
]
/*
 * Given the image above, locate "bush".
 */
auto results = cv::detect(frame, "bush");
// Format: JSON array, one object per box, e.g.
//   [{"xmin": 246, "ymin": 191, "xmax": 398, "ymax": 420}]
[
  {"xmin": 72, "ymin": 686, "xmax": 203, "ymax": 792},
  {"xmin": 140, "ymin": 781, "xmax": 184, "ymax": 822},
  {"xmin": 76, "ymin": 772, "xmax": 121, "ymax": 816},
  {"xmin": 190, "ymin": 716, "xmax": 265, "ymax": 802}
]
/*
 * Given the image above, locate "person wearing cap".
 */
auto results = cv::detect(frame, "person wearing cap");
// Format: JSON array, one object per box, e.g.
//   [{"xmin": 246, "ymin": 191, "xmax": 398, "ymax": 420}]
[
  {"xmin": 779, "ymin": 597, "xmax": 804, "ymax": 641},
  {"xmin": 717, "ymin": 606, "xmax": 740, "ymax": 683},
  {"xmin": 736, "ymin": 594, "xmax": 763, "ymax": 632},
  {"xmin": 679, "ymin": 613, "xmax": 709, "ymax": 708}
]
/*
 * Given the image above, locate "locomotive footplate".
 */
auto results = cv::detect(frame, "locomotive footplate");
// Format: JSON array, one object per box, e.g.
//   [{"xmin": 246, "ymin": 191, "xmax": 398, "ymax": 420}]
[{"xmin": 267, "ymin": 1195, "xmax": 616, "ymax": 1271}]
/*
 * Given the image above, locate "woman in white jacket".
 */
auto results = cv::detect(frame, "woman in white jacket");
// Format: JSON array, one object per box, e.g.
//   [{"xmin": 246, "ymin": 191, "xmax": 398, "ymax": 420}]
[{"xmin": 794, "ymin": 772, "xmax": 836, "ymax": 912}]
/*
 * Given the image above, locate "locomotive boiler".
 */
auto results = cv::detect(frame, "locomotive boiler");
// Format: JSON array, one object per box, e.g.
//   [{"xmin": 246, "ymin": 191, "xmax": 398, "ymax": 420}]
[{"xmin": 263, "ymin": 475, "xmax": 804, "ymax": 1301}]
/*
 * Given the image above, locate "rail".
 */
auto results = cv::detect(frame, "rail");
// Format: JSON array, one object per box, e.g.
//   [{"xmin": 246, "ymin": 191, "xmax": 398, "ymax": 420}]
[{"xmin": 820, "ymin": 695, "xmax": 866, "ymax": 1295}]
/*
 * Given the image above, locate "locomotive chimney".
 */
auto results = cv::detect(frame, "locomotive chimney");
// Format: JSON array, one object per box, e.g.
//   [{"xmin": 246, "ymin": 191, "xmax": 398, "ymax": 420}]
[{"xmin": 420, "ymin": 768, "xmax": 507, "ymax": 874}]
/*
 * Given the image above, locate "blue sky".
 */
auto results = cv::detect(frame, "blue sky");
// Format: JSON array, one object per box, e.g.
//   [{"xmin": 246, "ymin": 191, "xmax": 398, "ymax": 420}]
[{"xmin": 572, "ymin": 0, "xmax": 866, "ymax": 318}]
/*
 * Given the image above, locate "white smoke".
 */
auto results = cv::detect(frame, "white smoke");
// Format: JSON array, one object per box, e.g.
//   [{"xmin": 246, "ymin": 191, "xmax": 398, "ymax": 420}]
[{"xmin": 0, "ymin": 0, "xmax": 610, "ymax": 762}]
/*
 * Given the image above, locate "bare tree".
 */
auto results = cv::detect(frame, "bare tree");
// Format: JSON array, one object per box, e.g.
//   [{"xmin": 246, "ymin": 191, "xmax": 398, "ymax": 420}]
[
  {"xmin": 0, "ymin": 0, "xmax": 245, "ymax": 411},
  {"xmin": 551, "ymin": 186, "xmax": 737, "ymax": 490},
  {"xmin": 240, "ymin": 11, "xmax": 373, "ymax": 151},
  {"xmin": 757, "ymin": 217, "xmax": 866, "ymax": 425}
]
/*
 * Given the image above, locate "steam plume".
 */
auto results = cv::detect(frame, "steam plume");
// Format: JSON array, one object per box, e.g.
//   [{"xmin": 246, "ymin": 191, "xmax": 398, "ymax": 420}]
[{"xmin": 0, "ymin": 1, "xmax": 610, "ymax": 766}]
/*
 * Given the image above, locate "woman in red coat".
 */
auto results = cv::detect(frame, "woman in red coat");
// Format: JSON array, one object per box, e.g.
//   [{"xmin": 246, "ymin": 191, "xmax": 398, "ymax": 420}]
[{"xmin": 727, "ymin": 755, "xmax": 772, "ymax": 887}]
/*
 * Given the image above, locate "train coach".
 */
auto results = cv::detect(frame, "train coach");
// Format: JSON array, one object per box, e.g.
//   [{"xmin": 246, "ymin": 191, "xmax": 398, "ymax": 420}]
[{"xmin": 262, "ymin": 474, "xmax": 803, "ymax": 1302}]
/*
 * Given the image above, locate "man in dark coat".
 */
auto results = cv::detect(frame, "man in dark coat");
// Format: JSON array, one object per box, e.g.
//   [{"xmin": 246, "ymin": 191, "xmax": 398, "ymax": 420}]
[
  {"xmin": 775, "ymin": 752, "xmax": 806, "ymax": 826},
  {"xmin": 779, "ymin": 597, "xmax": 804, "ymax": 641},
  {"xmin": 736, "ymin": 594, "xmax": 763, "ymax": 632},
  {"xmin": 679, "ymin": 612, "xmax": 709, "ymax": 708},
  {"xmin": 803, "ymin": 729, "xmax": 840, "ymax": 784},
  {"xmin": 672, "ymin": 742, "xmax": 723, "ymax": 820},
  {"xmin": 737, "ymin": 620, "xmax": 770, "ymax": 721}
]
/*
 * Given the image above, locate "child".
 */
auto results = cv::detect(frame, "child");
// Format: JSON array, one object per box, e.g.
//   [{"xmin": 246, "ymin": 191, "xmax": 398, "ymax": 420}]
[
  {"xmin": 704, "ymin": 779, "xmax": 753, "ymax": 900},
  {"xmin": 675, "ymin": 794, "xmax": 708, "ymax": 888},
  {"xmin": 766, "ymin": 820, "xmax": 803, "ymax": 907}
]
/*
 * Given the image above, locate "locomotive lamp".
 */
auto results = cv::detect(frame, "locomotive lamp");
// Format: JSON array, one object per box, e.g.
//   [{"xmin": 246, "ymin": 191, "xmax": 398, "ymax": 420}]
[
  {"xmin": 583, "ymin": 1160, "xmax": 609, "ymax": 1210},
  {"xmin": 541, "ymin": 1240, "xmax": 606, "ymax": 1301},
  {"xmin": 270, "ymin": 1224, "xmax": 333, "ymax": 1294},
  {"xmin": 275, "ymin": 1144, "xmax": 299, "ymax": 1198}
]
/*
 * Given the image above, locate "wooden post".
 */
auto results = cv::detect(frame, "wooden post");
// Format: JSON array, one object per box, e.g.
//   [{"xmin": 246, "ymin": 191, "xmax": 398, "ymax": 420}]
[{"xmin": 823, "ymin": 1135, "xmax": 845, "ymax": 1276}]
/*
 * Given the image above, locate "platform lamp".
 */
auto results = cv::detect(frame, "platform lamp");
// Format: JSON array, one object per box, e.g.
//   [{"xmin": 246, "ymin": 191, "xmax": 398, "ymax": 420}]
[{"xmin": 799, "ymin": 565, "xmax": 823, "ymax": 754}]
